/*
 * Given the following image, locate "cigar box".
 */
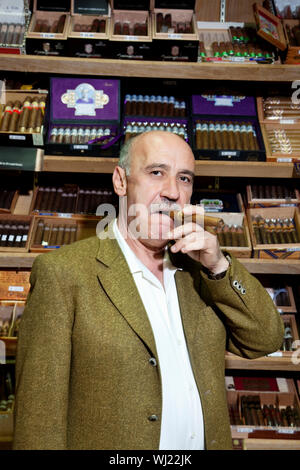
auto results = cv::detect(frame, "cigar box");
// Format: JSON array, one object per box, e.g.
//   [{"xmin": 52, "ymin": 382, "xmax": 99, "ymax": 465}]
[
  {"xmin": 45, "ymin": 77, "xmax": 121, "ymax": 157},
  {"xmin": 0, "ymin": 271, "xmax": 30, "ymax": 301},
  {"xmin": 30, "ymin": 184, "xmax": 78, "ymax": 216},
  {"xmin": 226, "ymin": 377, "xmax": 300, "ymax": 439},
  {"xmin": 0, "ymin": 189, "xmax": 19, "ymax": 214},
  {"xmin": 0, "ymin": 0, "xmax": 30, "ymax": 55},
  {"xmin": 29, "ymin": 214, "xmax": 102, "ymax": 252},
  {"xmin": 0, "ymin": 90, "xmax": 48, "ymax": 147},
  {"xmin": 190, "ymin": 94, "xmax": 266, "ymax": 162},
  {"xmin": 246, "ymin": 184, "xmax": 300, "ymax": 208},
  {"xmin": 150, "ymin": 0, "xmax": 199, "ymax": 62},
  {"xmin": 67, "ymin": 0, "xmax": 111, "ymax": 58},
  {"xmin": 196, "ymin": 1, "xmax": 277, "ymax": 64},
  {"xmin": 0, "ymin": 214, "xmax": 34, "ymax": 253},
  {"xmin": 109, "ymin": 0, "xmax": 152, "ymax": 60},
  {"xmin": 26, "ymin": 0, "xmax": 71, "ymax": 56},
  {"xmin": 122, "ymin": 116, "xmax": 189, "ymax": 144},
  {"xmin": 265, "ymin": 285, "xmax": 297, "ymax": 312},
  {"xmin": 0, "ymin": 300, "xmax": 25, "ymax": 341},
  {"xmin": 247, "ymin": 206, "xmax": 300, "ymax": 259}
]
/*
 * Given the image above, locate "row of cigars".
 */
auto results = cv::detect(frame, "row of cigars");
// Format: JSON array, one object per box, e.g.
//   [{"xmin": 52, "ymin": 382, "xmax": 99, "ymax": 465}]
[
  {"xmin": 1, "ymin": 82, "xmax": 300, "ymax": 163},
  {"xmin": 0, "ymin": 184, "xmax": 299, "ymax": 260},
  {"xmin": 1, "ymin": 1, "xmax": 300, "ymax": 65}
]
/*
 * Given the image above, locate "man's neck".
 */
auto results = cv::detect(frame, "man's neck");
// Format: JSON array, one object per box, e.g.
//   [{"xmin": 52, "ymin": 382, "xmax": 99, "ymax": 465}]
[{"xmin": 117, "ymin": 217, "xmax": 166, "ymax": 284}]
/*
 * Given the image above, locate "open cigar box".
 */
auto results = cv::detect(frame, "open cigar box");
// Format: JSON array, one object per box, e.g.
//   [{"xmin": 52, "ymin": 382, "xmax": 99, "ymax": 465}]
[
  {"xmin": 29, "ymin": 214, "xmax": 102, "ymax": 252},
  {"xmin": 192, "ymin": 191, "xmax": 252, "ymax": 258},
  {"xmin": 246, "ymin": 183, "xmax": 300, "ymax": 208},
  {"xmin": 44, "ymin": 77, "xmax": 121, "ymax": 157},
  {"xmin": 67, "ymin": 0, "xmax": 111, "ymax": 58},
  {"xmin": 226, "ymin": 376, "xmax": 300, "ymax": 440},
  {"xmin": 256, "ymin": 96, "xmax": 300, "ymax": 163},
  {"xmin": 109, "ymin": 0, "xmax": 152, "ymax": 60},
  {"xmin": 196, "ymin": 0, "xmax": 277, "ymax": 64},
  {"xmin": 0, "ymin": 214, "xmax": 34, "ymax": 253},
  {"xmin": 0, "ymin": 90, "xmax": 48, "ymax": 147},
  {"xmin": 247, "ymin": 206, "xmax": 300, "ymax": 259},
  {"xmin": 150, "ymin": 0, "xmax": 199, "ymax": 62},
  {"xmin": 264, "ymin": 284, "xmax": 296, "ymax": 313},
  {"xmin": 26, "ymin": 0, "xmax": 71, "ymax": 56},
  {"xmin": 0, "ymin": 0, "xmax": 30, "ymax": 55},
  {"xmin": 190, "ymin": 94, "xmax": 266, "ymax": 162}
]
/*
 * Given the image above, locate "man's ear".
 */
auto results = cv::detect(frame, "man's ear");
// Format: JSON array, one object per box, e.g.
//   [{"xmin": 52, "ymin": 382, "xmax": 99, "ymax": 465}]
[{"xmin": 112, "ymin": 166, "xmax": 127, "ymax": 197}]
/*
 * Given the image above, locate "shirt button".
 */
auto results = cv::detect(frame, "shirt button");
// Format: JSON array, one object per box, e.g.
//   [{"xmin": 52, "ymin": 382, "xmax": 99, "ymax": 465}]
[
  {"xmin": 149, "ymin": 357, "xmax": 157, "ymax": 367},
  {"xmin": 148, "ymin": 414, "xmax": 159, "ymax": 422}
]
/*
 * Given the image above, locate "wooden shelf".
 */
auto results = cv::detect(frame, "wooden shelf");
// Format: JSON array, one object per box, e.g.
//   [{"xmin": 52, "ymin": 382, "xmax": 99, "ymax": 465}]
[
  {"xmin": 42, "ymin": 155, "xmax": 296, "ymax": 178},
  {"xmin": 0, "ymin": 54, "xmax": 300, "ymax": 82},
  {"xmin": 225, "ymin": 353, "xmax": 300, "ymax": 371},
  {"xmin": 0, "ymin": 253, "xmax": 38, "ymax": 268}
]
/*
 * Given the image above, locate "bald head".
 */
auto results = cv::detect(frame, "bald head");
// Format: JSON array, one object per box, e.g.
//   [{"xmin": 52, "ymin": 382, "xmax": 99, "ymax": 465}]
[{"xmin": 118, "ymin": 131, "xmax": 195, "ymax": 176}]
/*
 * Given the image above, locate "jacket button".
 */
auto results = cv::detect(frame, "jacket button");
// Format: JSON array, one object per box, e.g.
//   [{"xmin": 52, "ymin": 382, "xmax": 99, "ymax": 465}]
[
  {"xmin": 149, "ymin": 357, "xmax": 157, "ymax": 366},
  {"xmin": 232, "ymin": 280, "xmax": 239, "ymax": 288},
  {"xmin": 148, "ymin": 414, "xmax": 159, "ymax": 422},
  {"xmin": 241, "ymin": 287, "xmax": 246, "ymax": 295}
]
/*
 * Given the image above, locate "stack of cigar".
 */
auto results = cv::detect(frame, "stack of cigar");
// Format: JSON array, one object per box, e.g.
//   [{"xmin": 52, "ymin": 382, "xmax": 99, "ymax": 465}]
[
  {"xmin": 0, "ymin": 189, "xmax": 16, "ymax": 211},
  {"xmin": 113, "ymin": 21, "xmax": 147, "ymax": 36},
  {"xmin": 194, "ymin": 120, "xmax": 259, "ymax": 151},
  {"xmin": 229, "ymin": 396, "xmax": 300, "ymax": 427},
  {"xmin": 48, "ymin": 126, "xmax": 114, "ymax": 145},
  {"xmin": 77, "ymin": 188, "xmax": 115, "ymax": 215},
  {"xmin": 214, "ymin": 224, "xmax": 247, "ymax": 247},
  {"xmin": 0, "ymin": 219, "xmax": 30, "ymax": 248},
  {"xmin": 124, "ymin": 121, "xmax": 188, "ymax": 143},
  {"xmin": 267, "ymin": 128, "xmax": 300, "ymax": 154},
  {"xmin": 124, "ymin": 94, "xmax": 186, "ymax": 117},
  {"xmin": 33, "ymin": 187, "xmax": 78, "ymax": 214},
  {"xmin": 252, "ymin": 216, "xmax": 299, "ymax": 244},
  {"xmin": 33, "ymin": 219, "xmax": 78, "ymax": 247},
  {"xmin": 156, "ymin": 13, "xmax": 193, "ymax": 34},
  {"xmin": 250, "ymin": 184, "xmax": 297, "ymax": 200},
  {"xmin": 0, "ymin": 369, "xmax": 14, "ymax": 412},
  {"xmin": 0, "ymin": 23, "xmax": 26, "ymax": 45},
  {"xmin": 263, "ymin": 97, "xmax": 300, "ymax": 120},
  {"xmin": 0, "ymin": 96, "xmax": 46, "ymax": 133},
  {"xmin": 73, "ymin": 19, "xmax": 106, "ymax": 33},
  {"xmin": 33, "ymin": 15, "xmax": 66, "ymax": 34}
]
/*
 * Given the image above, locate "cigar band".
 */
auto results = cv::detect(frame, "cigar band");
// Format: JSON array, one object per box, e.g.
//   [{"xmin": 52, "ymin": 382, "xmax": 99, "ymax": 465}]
[
  {"xmin": 209, "ymin": 123, "xmax": 215, "ymax": 131},
  {"xmin": 31, "ymin": 101, "xmax": 39, "ymax": 108},
  {"xmin": 215, "ymin": 123, "xmax": 221, "ymax": 131},
  {"xmin": 23, "ymin": 101, "xmax": 31, "ymax": 107},
  {"xmin": 4, "ymin": 106, "xmax": 13, "ymax": 113},
  {"xmin": 234, "ymin": 124, "xmax": 240, "ymax": 132},
  {"xmin": 12, "ymin": 108, "xmax": 21, "ymax": 113},
  {"xmin": 247, "ymin": 125, "xmax": 254, "ymax": 133},
  {"xmin": 196, "ymin": 123, "xmax": 201, "ymax": 130},
  {"xmin": 202, "ymin": 123, "xmax": 208, "ymax": 131},
  {"xmin": 228, "ymin": 124, "xmax": 234, "ymax": 131},
  {"xmin": 221, "ymin": 123, "xmax": 228, "ymax": 131}
]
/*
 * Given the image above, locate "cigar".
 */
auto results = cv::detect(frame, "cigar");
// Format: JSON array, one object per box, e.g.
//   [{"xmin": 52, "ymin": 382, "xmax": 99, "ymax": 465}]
[
  {"xmin": 168, "ymin": 210, "xmax": 224, "ymax": 229},
  {"xmin": 56, "ymin": 14, "xmax": 66, "ymax": 34},
  {"xmin": 0, "ymin": 101, "xmax": 13, "ymax": 131}
]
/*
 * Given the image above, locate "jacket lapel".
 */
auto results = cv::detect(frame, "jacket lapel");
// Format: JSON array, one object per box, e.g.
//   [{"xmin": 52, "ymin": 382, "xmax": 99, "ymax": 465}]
[{"xmin": 95, "ymin": 234, "xmax": 158, "ymax": 359}]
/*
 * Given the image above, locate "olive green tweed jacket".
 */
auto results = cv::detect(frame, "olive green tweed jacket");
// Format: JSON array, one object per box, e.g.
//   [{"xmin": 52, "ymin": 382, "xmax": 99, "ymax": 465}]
[{"xmin": 13, "ymin": 233, "xmax": 284, "ymax": 450}]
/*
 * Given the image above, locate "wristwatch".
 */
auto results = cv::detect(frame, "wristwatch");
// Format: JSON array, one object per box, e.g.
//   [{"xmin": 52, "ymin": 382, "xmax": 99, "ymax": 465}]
[{"xmin": 202, "ymin": 254, "xmax": 231, "ymax": 280}]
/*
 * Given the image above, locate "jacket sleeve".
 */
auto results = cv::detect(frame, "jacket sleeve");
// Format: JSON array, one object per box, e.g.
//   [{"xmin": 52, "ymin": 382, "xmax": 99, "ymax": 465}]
[
  {"xmin": 199, "ymin": 255, "xmax": 284, "ymax": 359},
  {"xmin": 13, "ymin": 253, "xmax": 74, "ymax": 450}
]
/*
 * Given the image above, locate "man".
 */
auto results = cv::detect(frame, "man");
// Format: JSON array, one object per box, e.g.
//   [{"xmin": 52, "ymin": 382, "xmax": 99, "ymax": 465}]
[{"xmin": 13, "ymin": 131, "xmax": 284, "ymax": 450}]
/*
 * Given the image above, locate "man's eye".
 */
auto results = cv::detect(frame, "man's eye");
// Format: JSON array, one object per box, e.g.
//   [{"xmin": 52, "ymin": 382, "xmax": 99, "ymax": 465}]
[
  {"xmin": 180, "ymin": 176, "xmax": 191, "ymax": 183},
  {"xmin": 151, "ymin": 170, "xmax": 162, "ymax": 176}
]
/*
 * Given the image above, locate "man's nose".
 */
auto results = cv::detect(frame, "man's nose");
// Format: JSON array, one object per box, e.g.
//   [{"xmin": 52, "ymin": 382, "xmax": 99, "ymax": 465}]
[{"xmin": 160, "ymin": 177, "xmax": 180, "ymax": 201}]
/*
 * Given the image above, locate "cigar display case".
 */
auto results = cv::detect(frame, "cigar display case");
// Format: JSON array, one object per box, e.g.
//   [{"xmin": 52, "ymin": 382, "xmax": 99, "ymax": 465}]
[
  {"xmin": 67, "ymin": 0, "xmax": 111, "ymax": 58},
  {"xmin": 257, "ymin": 96, "xmax": 300, "ymax": 163},
  {"xmin": 45, "ymin": 77, "xmax": 121, "ymax": 157},
  {"xmin": 0, "ymin": 90, "xmax": 48, "ymax": 147},
  {"xmin": 30, "ymin": 184, "xmax": 116, "ymax": 217},
  {"xmin": 0, "ymin": 0, "xmax": 30, "ymax": 55},
  {"xmin": 26, "ymin": 0, "xmax": 71, "ymax": 56},
  {"xmin": 226, "ymin": 376, "xmax": 300, "ymax": 441},
  {"xmin": 248, "ymin": 206, "xmax": 300, "ymax": 259},
  {"xmin": 0, "ymin": 215, "xmax": 33, "ymax": 253},
  {"xmin": 190, "ymin": 94, "xmax": 266, "ymax": 162},
  {"xmin": 29, "ymin": 215, "xmax": 102, "ymax": 252},
  {"xmin": 150, "ymin": 0, "xmax": 199, "ymax": 62},
  {"xmin": 246, "ymin": 183, "xmax": 300, "ymax": 208},
  {"xmin": 109, "ymin": 0, "xmax": 152, "ymax": 60}
]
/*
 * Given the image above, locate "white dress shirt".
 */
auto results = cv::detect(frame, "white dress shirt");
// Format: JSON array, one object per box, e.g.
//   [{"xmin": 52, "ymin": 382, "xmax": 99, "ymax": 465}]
[{"xmin": 113, "ymin": 219, "xmax": 204, "ymax": 450}]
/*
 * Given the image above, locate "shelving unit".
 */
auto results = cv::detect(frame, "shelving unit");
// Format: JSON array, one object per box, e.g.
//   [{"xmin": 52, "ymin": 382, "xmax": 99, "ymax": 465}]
[{"xmin": 1, "ymin": 27, "xmax": 300, "ymax": 449}]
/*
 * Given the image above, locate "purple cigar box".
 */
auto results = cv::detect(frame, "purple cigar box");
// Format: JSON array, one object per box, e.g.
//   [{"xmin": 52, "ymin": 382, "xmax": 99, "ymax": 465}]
[
  {"xmin": 45, "ymin": 77, "xmax": 121, "ymax": 157},
  {"xmin": 190, "ymin": 94, "xmax": 266, "ymax": 162}
]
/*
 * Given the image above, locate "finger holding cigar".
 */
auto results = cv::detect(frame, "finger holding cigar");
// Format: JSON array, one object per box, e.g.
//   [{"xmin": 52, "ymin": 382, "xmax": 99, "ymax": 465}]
[{"xmin": 165, "ymin": 205, "xmax": 229, "ymax": 275}]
